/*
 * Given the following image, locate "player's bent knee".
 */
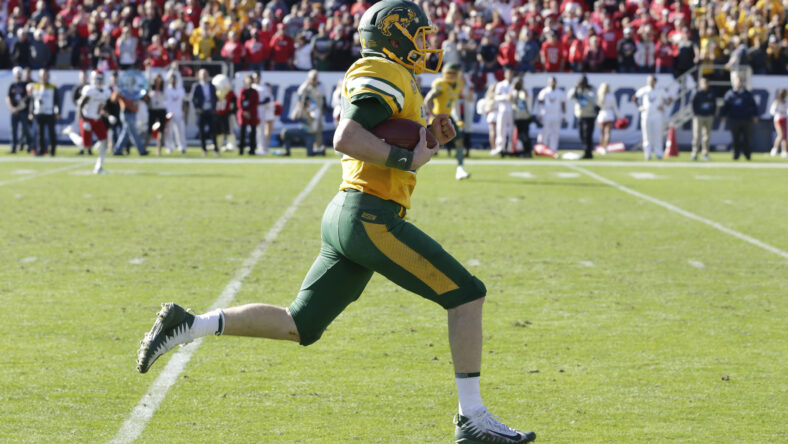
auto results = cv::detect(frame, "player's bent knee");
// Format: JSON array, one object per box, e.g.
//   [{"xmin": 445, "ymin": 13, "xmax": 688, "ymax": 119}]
[
  {"xmin": 297, "ymin": 328, "xmax": 324, "ymax": 347},
  {"xmin": 440, "ymin": 275, "xmax": 486, "ymax": 310}
]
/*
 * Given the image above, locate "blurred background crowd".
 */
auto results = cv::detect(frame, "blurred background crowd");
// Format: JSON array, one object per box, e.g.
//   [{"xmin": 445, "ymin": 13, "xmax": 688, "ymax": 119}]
[{"xmin": 0, "ymin": 0, "xmax": 787, "ymax": 81}]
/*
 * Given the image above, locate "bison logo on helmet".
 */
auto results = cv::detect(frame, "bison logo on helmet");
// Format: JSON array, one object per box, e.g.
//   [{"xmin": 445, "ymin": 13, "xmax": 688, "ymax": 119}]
[{"xmin": 377, "ymin": 8, "xmax": 418, "ymax": 37}]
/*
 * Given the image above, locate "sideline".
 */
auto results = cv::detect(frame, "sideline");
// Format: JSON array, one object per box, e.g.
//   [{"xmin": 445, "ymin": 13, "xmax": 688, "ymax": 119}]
[
  {"xmin": 110, "ymin": 162, "xmax": 332, "ymax": 444},
  {"xmin": 3, "ymin": 156, "xmax": 788, "ymax": 168}
]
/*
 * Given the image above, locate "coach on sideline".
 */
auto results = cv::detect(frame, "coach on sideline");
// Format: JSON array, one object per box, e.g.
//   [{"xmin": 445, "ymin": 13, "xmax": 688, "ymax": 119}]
[
  {"xmin": 720, "ymin": 76, "xmax": 758, "ymax": 161},
  {"xmin": 191, "ymin": 69, "xmax": 220, "ymax": 155},
  {"xmin": 30, "ymin": 68, "xmax": 61, "ymax": 156},
  {"xmin": 6, "ymin": 66, "xmax": 33, "ymax": 154}
]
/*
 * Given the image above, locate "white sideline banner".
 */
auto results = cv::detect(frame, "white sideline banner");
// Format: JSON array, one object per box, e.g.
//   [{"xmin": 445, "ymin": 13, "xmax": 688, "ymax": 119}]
[{"xmin": 0, "ymin": 70, "xmax": 781, "ymax": 147}]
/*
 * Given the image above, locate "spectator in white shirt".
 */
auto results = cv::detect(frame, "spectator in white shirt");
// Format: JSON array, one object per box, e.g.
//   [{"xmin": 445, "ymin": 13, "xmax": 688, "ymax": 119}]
[{"xmin": 293, "ymin": 35, "xmax": 313, "ymax": 71}]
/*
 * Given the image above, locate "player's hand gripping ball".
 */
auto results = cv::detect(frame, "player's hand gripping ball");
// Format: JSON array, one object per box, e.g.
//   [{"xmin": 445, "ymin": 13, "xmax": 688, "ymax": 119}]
[{"xmin": 371, "ymin": 118, "xmax": 438, "ymax": 151}]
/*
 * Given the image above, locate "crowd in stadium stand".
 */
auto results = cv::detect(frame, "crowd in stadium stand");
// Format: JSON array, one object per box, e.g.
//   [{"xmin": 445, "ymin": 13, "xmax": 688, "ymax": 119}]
[{"xmin": 0, "ymin": 0, "xmax": 787, "ymax": 77}]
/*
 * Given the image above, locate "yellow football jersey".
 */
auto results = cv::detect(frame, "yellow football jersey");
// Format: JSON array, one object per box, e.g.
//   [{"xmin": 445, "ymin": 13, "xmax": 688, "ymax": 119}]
[
  {"xmin": 429, "ymin": 77, "xmax": 464, "ymax": 117},
  {"xmin": 340, "ymin": 56, "xmax": 426, "ymax": 209}
]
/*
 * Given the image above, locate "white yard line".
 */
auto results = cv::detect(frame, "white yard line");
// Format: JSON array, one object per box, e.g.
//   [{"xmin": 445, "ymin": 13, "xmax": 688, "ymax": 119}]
[
  {"xmin": 0, "ymin": 162, "xmax": 88, "ymax": 187},
  {"xmin": 111, "ymin": 162, "xmax": 331, "ymax": 444},
  {"xmin": 568, "ymin": 165, "xmax": 788, "ymax": 261}
]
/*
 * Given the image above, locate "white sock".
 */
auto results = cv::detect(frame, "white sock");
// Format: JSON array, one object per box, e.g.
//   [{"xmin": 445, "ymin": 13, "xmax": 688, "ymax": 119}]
[
  {"xmin": 455, "ymin": 373, "xmax": 484, "ymax": 416},
  {"xmin": 191, "ymin": 309, "xmax": 225, "ymax": 338},
  {"xmin": 94, "ymin": 140, "xmax": 107, "ymax": 171}
]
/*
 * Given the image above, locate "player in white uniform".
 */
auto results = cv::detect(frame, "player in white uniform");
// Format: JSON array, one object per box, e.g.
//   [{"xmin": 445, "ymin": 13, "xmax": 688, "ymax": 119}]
[
  {"xmin": 77, "ymin": 71, "xmax": 112, "ymax": 174},
  {"xmin": 164, "ymin": 74, "xmax": 187, "ymax": 154},
  {"xmin": 633, "ymin": 75, "xmax": 672, "ymax": 160},
  {"xmin": 492, "ymin": 68, "xmax": 515, "ymax": 156},
  {"xmin": 536, "ymin": 77, "xmax": 566, "ymax": 153},
  {"xmin": 252, "ymin": 73, "xmax": 275, "ymax": 155}
]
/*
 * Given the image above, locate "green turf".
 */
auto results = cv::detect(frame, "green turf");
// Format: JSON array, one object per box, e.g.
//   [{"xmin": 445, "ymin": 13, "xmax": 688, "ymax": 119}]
[{"xmin": 1, "ymin": 147, "xmax": 786, "ymax": 443}]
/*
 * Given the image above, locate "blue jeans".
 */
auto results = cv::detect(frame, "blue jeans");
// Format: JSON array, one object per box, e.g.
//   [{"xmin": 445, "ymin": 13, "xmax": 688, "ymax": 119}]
[
  {"xmin": 10, "ymin": 112, "xmax": 32, "ymax": 153},
  {"xmin": 114, "ymin": 111, "xmax": 147, "ymax": 155},
  {"xmin": 282, "ymin": 127, "xmax": 317, "ymax": 155}
]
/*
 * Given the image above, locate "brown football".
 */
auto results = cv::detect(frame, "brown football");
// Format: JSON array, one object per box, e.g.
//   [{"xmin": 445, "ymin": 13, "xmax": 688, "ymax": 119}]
[{"xmin": 371, "ymin": 118, "xmax": 438, "ymax": 151}]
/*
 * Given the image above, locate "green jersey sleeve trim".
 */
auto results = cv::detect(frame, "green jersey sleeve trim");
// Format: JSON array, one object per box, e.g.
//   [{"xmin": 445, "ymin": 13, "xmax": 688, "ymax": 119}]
[{"xmin": 343, "ymin": 96, "xmax": 393, "ymax": 130}]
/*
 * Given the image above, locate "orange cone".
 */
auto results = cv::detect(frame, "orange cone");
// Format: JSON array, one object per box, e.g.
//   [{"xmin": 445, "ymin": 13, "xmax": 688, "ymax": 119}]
[{"xmin": 665, "ymin": 125, "xmax": 678, "ymax": 157}]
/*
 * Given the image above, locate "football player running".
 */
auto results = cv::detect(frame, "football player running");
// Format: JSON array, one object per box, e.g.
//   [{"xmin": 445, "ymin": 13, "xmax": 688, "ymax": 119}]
[
  {"xmin": 78, "ymin": 70, "xmax": 112, "ymax": 174},
  {"xmin": 425, "ymin": 63, "xmax": 470, "ymax": 180},
  {"xmin": 137, "ymin": 2, "xmax": 535, "ymax": 443}
]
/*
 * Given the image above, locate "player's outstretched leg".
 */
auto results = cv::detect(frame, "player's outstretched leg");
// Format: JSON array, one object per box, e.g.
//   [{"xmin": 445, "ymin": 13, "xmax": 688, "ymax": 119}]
[
  {"xmin": 137, "ymin": 302, "xmax": 299, "ymax": 373},
  {"xmin": 450, "ymin": 299, "xmax": 536, "ymax": 443}
]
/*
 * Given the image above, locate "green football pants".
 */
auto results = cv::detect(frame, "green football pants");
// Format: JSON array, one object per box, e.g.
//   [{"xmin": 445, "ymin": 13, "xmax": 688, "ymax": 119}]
[{"xmin": 289, "ymin": 190, "xmax": 486, "ymax": 345}]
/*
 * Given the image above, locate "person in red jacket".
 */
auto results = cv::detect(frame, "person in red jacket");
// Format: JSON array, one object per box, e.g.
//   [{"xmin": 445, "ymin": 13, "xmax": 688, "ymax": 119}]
[
  {"xmin": 146, "ymin": 35, "xmax": 170, "ymax": 68},
  {"xmin": 565, "ymin": 32, "xmax": 585, "ymax": 72},
  {"xmin": 221, "ymin": 30, "xmax": 245, "ymax": 73},
  {"xmin": 540, "ymin": 31, "xmax": 564, "ymax": 72},
  {"xmin": 496, "ymin": 31, "xmax": 517, "ymax": 70},
  {"xmin": 237, "ymin": 74, "xmax": 260, "ymax": 155},
  {"xmin": 269, "ymin": 23, "xmax": 294, "ymax": 70}
]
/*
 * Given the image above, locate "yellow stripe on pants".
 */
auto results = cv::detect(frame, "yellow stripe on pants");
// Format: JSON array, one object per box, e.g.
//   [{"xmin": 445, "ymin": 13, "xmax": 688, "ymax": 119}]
[{"xmin": 362, "ymin": 221, "xmax": 459, "ymax": 295}]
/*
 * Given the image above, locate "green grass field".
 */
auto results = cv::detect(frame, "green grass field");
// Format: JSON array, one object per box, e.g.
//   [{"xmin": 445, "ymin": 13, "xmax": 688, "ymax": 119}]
[{"xmin": 1, "ymin": 147, "xmax": 787, "ymax": 443}]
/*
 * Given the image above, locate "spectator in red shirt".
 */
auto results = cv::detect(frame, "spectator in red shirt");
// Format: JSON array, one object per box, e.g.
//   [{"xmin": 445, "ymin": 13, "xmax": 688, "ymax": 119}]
[
  {"xmin": 244, "ymin": 30, "xmax": 269, "ymax": 72},
  {"xmin": 183, "ymin": 0, "xmax": 201, "ymax": 27},
  {"xmin": 350, "ymin": 0, "xmax": 370, "ymax": 17},
  {"xmin": 654, "ymin": 32, "xmax": 675, "ymax": 74},
  {"xmin": 221, "ymin": 30, "xmax": 245, "ymax": 72},
  {"xmin": 599, "ymin": 18, "xmax": 620, "ymax": 71},
  {"xmin": 560, "ymin": 0, "xmax": 587, "ymax": 15},
  {"xmin": 630, "ymin": 10, "xmax": 655, "ymax": 38},
  {"xmin": 542, "ymin": 0, "xmax": 560, "ymax": 23},
  {"xmin": 146, "ymin": 35, "xmax": 170, "ymax": 68},
  {"xmin": 589, "ymin": 1, "xmax": 607, "ymax": 27},
  {"xmin": 258, "ymin": 19, "xmax": 275, "ymax": 46},
  {"xmin": 650, "ymin": 0, "xmax": 668, "ymax": 19},
  {"xmin": 654, "ymin": 9, "xmax": 673, "ymax": 36},
  {"xmin": 583, "ymin": 35, "xmax": 606, "ymax": 72},
  {"xmin": 565, "ymin": 32, "xmax": 585, "ymax": 72},
  {"xmin": 525, "ymin": 15, "xmax": 543, "ymax": 36},
  {"xmin": 470, "ymin": 12, "xmax": 486, "ymax": 41},
  {"xmin": 497, "ymin": 31, "xmax": 517, "ymax": 70},
  {"xmin": 541, "ymin": 31, "xmax": 564, "ymax": 72},
  {"xmin": 270, "ymin": 23, "xmax": 294, "ymax": 70},
  {"xmin": 57, "ymin": 0, "xmax": 77, "ymax": 24},
  {"xmin": 489, "ymin": 13, "xmax": 508, "ymax": 45}
]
